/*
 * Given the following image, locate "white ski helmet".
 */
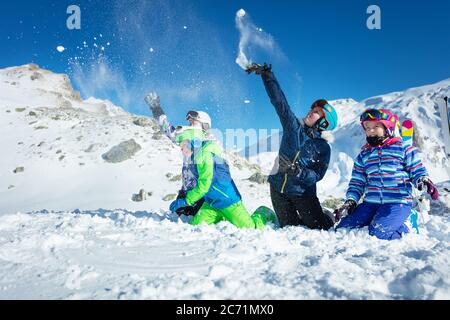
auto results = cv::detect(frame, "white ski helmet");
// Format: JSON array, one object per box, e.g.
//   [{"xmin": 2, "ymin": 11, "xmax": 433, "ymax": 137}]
[{"xmin": 186, "ymin": 110, "xmax": 212, "ymax": 130}]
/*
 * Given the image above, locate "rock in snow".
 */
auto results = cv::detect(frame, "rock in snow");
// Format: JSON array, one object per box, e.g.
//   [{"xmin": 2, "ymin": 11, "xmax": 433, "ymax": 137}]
[{"xmin": 101, "ymin": 139, "xmax": 142, "ymax": 163}]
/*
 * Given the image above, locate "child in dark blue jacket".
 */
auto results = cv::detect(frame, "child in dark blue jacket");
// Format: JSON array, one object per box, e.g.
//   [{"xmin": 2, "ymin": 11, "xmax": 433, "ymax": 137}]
[{"xmin": 247, "ymin": 63, "xmax": 338, "ymax": 230}]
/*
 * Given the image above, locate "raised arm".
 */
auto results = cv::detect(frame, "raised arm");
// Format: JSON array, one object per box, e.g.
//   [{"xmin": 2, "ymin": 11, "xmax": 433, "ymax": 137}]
[
  {"xmin": 144, "ymin": 92, "xmax": 177, "ymax": 143},
  {"xmin": 246, "ymin": 63, "xmax": 298, "ymax": 131}
]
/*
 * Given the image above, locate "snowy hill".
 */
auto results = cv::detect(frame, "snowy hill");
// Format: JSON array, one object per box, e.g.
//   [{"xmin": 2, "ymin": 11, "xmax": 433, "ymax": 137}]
[
  {"xmin": 0, "ymin": 64, "xmax": 127, "ymax": 117},
  {"xmin": 0, "ymin": 64, "xmax": 265, "ymax": 214},
  {"xmin": 0, "ymin": 65, "xmax": 449, "ymax": 299}
]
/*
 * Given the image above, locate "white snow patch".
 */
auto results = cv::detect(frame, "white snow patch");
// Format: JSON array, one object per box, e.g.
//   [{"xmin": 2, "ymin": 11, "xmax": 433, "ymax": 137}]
[{"xmin": 0, "ymin": 210, "xmax": 448, "ymax": 299}]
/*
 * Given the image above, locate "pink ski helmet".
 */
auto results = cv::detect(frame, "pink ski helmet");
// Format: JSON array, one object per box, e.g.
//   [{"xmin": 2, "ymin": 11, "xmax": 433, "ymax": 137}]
[{"xmin": 360, "ymin": 108, "xmax": 399, "ymax": 137}]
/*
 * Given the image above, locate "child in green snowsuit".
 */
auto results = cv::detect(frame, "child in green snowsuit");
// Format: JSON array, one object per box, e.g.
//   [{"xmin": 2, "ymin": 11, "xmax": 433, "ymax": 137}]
[{"xmin": 169, "ymin": 129, "xmax": 276, "ymax": 229}]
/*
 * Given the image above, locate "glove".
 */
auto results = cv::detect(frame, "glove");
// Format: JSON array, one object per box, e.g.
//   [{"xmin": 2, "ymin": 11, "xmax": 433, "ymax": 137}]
[
  {"xmin": 417, "ymin": 177, "xmax": 439, "ymax": 201},
  {"xmin": 169, "ymin": 198, "xmax": 188, "ymax": 213},
  {"xmin": 245, "ymin": 62, "xmax": 272, "ymax": 75},
  {"xmin": 333, "ymin": 199, "xmax": 357, "ymax": 222},
  {"xmin": 174, "ymin": 206, "xmax": 196, "ymax": 216},
  {"xmin": 278, "ymin": 154, "xmax": 301, "ymax": 176},
  {"xmin": 173, "ymin": 190, "xmax": 190, "ymax": 216},
  {"xmin": 144, "ymin": 92, "xmax": 160, "ymax": 107},
  {"xmin": 144, "ymin": 92, "xmax": 165, "ymax": 119}
]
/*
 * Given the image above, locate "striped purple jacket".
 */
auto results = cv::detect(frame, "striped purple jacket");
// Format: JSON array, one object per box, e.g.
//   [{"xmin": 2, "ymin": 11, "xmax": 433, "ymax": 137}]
[{"xmin": 346, "ymin": 137, "xmax": 428, "ymax": 205}]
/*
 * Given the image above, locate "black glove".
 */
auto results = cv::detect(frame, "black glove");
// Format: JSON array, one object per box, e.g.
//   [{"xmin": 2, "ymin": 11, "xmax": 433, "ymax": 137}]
[
  {"xmin": 278, "ymin": 154, "xmax": 301, "ymax": 176},
  {"xmin": 333, "ymin": 199, "xmax": 357, "ymax": 222},
  {"xmin": 175, "ymin": 206, "xmax": 196, "ymax": 216},
  {"xmin": 245, "ymin": 63, "xmax": 272, "ymax": 75},
  {"xmin": 175, "ymin": 191, "xmax": 205, "ymax": 216}
]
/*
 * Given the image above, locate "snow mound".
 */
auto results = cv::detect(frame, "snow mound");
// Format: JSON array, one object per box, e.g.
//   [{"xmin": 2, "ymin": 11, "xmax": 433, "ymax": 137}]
[{"xmin": 0, "ymin": 209, "xmax": 448, "ymax": 299}]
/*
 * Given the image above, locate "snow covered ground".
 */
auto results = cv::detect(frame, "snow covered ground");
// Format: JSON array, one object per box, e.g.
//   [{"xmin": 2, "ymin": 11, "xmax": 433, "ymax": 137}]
[
  {"xmin": 0, "ymin": 64, "xmax": 449, "ymax": 299},
  {"xmin": 1, "ymin": 209, "xmax": 449, "ymax": 299}
]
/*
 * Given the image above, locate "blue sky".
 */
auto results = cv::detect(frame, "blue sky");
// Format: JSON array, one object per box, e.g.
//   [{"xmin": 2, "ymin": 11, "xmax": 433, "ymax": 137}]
[{"xmin": 1, "ymin": 0, "xmax": 449, "ymax": 134}]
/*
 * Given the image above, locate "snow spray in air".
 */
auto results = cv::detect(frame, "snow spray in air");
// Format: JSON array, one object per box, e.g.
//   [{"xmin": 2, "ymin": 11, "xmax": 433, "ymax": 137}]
[{"xmin": 235, "ymin": 8, "xmax": 278, "ymax": 70}]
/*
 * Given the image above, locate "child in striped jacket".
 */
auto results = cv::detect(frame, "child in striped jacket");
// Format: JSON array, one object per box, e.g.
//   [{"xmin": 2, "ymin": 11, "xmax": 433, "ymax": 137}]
[{"xmin": 334, "ymin": 109, "xmax": 439, "ymax": 240}]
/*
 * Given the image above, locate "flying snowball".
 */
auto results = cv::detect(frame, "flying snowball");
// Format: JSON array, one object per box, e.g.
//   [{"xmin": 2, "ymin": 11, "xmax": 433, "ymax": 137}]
[
  {"xmin": 237, "ymin": 9, "xmax": 246, "ymax": 18},
  {"xmin": 56, "ymin": 46, "xmax": 65, "ymax": 53}
]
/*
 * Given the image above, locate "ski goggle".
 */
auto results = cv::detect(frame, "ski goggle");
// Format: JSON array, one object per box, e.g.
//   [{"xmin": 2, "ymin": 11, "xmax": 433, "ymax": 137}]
[
  {"xmin": 186, "ymin": 110, "xmax": 199, "ymax": 121},
  {"xmin": 310, "ymin": 107, "xmax": 330, "ymax": 130},
  {"xmin": 360, "ymin": 109, "xmax": 391, "ymax": 122},
  {"xmin": 317, "ymin": 117, "xmax": 330, "ymax": 130}
]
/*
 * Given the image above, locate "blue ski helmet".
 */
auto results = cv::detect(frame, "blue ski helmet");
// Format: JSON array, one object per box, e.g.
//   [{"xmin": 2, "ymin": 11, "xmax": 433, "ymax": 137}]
[{"xmin": 311, "ymin": 99, "xmax": 338, "ymax": 131}]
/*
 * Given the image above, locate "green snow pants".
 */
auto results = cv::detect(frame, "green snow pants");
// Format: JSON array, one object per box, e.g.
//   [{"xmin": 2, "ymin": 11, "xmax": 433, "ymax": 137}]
[{"xmin": 190, "ymin": 201, "xmax": 276, "ymax": 229}]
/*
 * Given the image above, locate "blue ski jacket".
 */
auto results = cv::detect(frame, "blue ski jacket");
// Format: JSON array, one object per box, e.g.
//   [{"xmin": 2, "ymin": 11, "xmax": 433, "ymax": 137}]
[
  {"xmin": 261, "ymin": 72, "xmax": 331, "ymax": 196},
  {"xmin": 184, "ymin": 140, "xmax": 242, "ymax": 209},
  {"xmin": 346, "ymin": 137, "xmax": 428, "ymax": 205}
]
